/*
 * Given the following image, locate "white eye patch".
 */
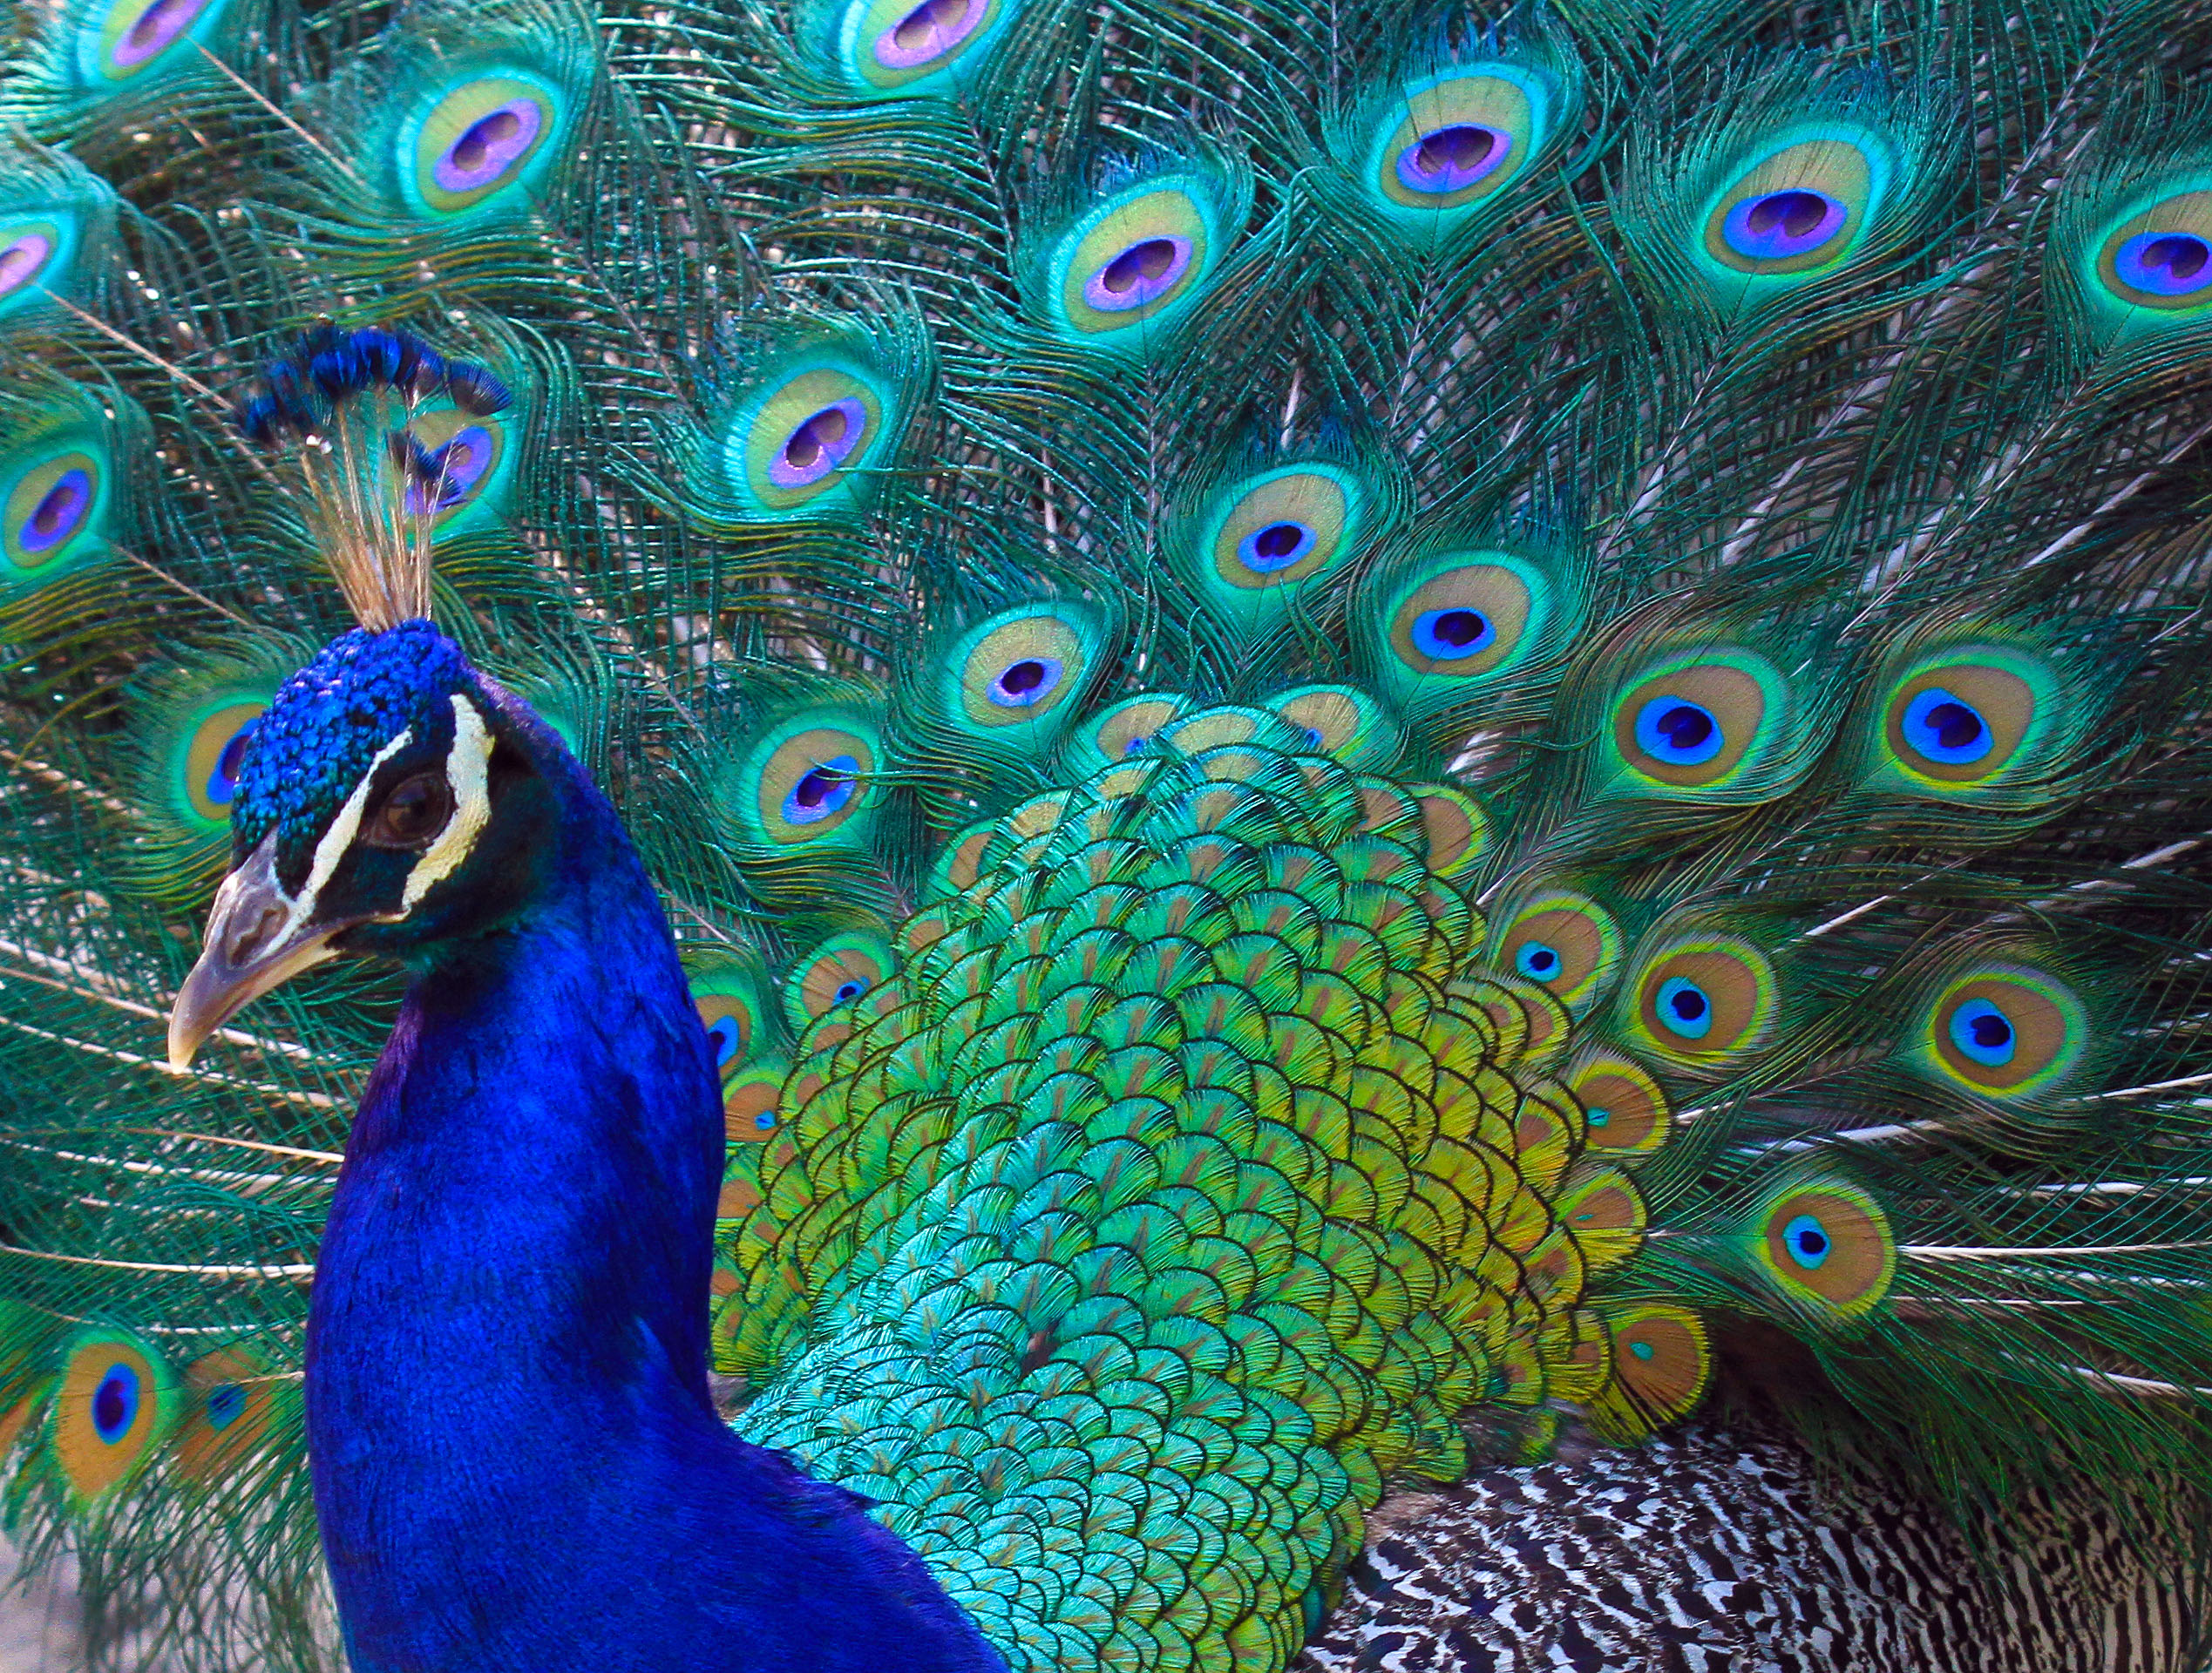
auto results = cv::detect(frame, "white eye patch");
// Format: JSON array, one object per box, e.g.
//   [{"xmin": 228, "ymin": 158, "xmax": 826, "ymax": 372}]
[
  {"xmin": 286, "ymin": 726, "xmax": 417, "ymax": 931},
  {"xmin": 402, "ymin": 694, "xmax": 495, "ymax": 910}
]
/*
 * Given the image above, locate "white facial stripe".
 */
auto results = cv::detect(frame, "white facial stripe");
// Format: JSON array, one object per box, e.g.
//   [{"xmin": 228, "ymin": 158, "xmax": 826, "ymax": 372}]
[
  {"xmin": 403, "ymin": 694, "xmax": 495, "ymax": 910},
  {"xmin": 288, "ymin": 727, "xmax": 416, "ymax": 932}
]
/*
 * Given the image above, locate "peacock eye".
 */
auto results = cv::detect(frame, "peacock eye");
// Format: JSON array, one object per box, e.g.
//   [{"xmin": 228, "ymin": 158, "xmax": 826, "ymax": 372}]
[{"xmin": 365, "ymin": 771, "xmax": 453, "ymax": 850}]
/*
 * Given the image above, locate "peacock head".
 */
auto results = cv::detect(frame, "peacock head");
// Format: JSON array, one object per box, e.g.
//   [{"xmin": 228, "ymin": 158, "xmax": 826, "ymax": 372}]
[{"xmin": 167, "ymin": 619, "xmax": 561, "ymax": 1070}]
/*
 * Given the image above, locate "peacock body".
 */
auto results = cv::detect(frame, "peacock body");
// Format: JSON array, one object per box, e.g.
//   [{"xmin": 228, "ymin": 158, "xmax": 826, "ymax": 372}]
[{"xmin": 0, "ymin": 0, "xmax": 2209, "ymax": 1668}]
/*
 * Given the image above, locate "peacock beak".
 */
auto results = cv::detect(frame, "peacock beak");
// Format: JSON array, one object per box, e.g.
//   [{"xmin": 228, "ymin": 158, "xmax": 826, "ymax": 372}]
[{"xmin": 168, "ymin": 835, "xmax": 348, "ymax": 1072}]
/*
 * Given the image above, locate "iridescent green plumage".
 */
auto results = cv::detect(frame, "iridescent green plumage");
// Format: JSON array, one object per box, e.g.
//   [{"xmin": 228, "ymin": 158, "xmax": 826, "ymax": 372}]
[{"xmin": 3, "ymin": 0, "xmax": 2212, "ymax": 1668}]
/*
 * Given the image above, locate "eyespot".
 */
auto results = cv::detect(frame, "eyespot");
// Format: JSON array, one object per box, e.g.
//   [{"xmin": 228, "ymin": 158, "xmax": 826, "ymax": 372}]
[
  {"xmin": 955, "ymin": 610, "xmax": 1094, "ymax": 732},
  {"xmin": 1611, "ymin": 654, "xmax": 1783, "ymax": 790},
  {"xmin": 1265, "ymin": 685, "xmax": 1397, "ymax": 769},
  {"xmin": 1205, "ymin": 466, "xmax": 1360, "ymax": 593},
  {"xmin": 1068, "ymin": 693, "xmax": 1186, "ymax": 775},
  {"xmin": 1383, "ymin": 553, "xmax": 1547, "ymax": 679},
  {"xmin": 1416, "ymin": 787, "xmax": 1489, "ymax": 878},
  {"xmin": 410, "ymin": 76, "xmax": 558, "ymax": 216},
  {"xmin": 52, "ymin": 1331, "xmax": 171, "ymax": 1505},
  {"xmin": 4, "ymin": 448, "xmax": 103, "ymax": 575},
  {"xmin": 831, "ymin": 0, "xmax": 1012, "ymax": 93},
  {"xmin": 1367, "ymin": 68, "xmax": 1544, "ymax": 216},
  {"xmin": 873, "ymin": 0, "xmax": 985, "ymax": 68},
  {"xmin": 1496, "ymin": 891, "xmax": 1620, "ymax": 1013},
  {"xmin": 1876, "ymin": 650, "xmax": 2051, "ymax": 790},
  {"xmin": 1633, "ymin": 697, "xmax": 1722, "ymax": 767},
  {"xmin": 1702, "ymin": 138, "xmax": 1876, "ymax": 277},
  {"xmin": 1590, "ymin": 1304, "xmax": 1709, "ymax": 1442},
  {"xmin": 784, "ymin": 931, "xmax": 897, "ymax": 1030},
  {"xmin": 182, "ymin": 701, "xmax": 264, "ymax": 823},
  {"xmin": 1629, "ymin": 938, "xmax": 1776, "ymax": 1063},
  {"xmin": 730, "ymin": 367, "xmax": 885, "ymax": 514},
  {"xmin": 746, "ymin": 721, "xmax": 881, "ymax": 846},
  {"xmin": 1050, "ymin": 182, "xmax": 1219, "ymax": 342},
  {"xmin": 402, "ymin": 408, "xmax": 509, "ymax": 523},
  {"xmin": 364, "ymin": 769, "xmax": 454, "ymax": 850},
  {"xmin": 689, "ymin": 961, "xmax": 774, "ymax": 1083},
  {"xmin": 1923, "ymin": 967, "xmax": 2086, "ymax": 1096},
  {"xmin": 2096, "ymin": 191, "xmax": 2212, "ymax": 311},
  {"xmin": 173, "ymin": 1347, "xmax": 279, "ymax": 1487},
  {"xmin": 1754, "ymin": 1182, "xmax": 1894, "ymax": 1321},
  {"xmin": 97, "ymin": 0, "xmax": 221, "ymax": 78},
  {"xmin": 0, "ymin": 225, "xmax": 54, "ymax": 300},
  {"xmin": 1565, "ymin": 1051, "xmax": 1669, "ymax": 1155},
  {"xmin": 721, "ymin": 1062, "xmax": 787, "ymax": 1146}
]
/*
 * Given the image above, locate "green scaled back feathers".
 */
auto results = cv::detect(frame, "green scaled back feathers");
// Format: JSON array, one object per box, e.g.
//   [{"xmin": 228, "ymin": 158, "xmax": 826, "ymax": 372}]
[{"xmin": 4, "ymin": 0, "xmax": 2212, "ymax": 1669}]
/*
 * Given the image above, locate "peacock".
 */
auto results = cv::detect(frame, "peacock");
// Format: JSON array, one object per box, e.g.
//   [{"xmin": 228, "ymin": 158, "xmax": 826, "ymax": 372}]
[{"xmin": 0, "ymin": 0, "xmax": 2211, "ymax": 1666}]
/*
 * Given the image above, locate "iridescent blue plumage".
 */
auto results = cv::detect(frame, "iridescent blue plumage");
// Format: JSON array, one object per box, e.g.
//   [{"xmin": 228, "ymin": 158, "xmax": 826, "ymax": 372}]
[{"xmin": 235, "ymin": 627, "xmax": 1008, "ymax": 1672}]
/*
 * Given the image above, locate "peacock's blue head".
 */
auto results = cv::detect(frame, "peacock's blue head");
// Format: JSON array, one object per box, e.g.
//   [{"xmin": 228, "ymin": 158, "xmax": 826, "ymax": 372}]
[{"xmin": 168, "ymin": 619, "xmax": 564, "ymax": 1068}]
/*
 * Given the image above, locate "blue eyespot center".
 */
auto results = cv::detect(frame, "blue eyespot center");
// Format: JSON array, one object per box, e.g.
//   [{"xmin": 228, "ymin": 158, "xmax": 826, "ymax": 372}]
[
  {"xmin": 1394, "ymin": 123, "xmax": 1512, "ymax": 195},
  {"xmin": 0, "ymin": 233, "xmax": 52, "ymax": 300},
  {"xmin": 1901, "ymin": 686, "xmax": 1992, "ymax": 765},
  {"xmin": 205, "ymin": 718, "xmax": 259, "ymax": 809},
  {"xmin": 872, "ymin": 0, "xmax": 985, "ymax": 69},
  {"xmin": 1781, "ymin": 1213, "xmax": 1831, "ymax": 1270},
  {"xmin": 1723, "ymin": 187, "xmax": 1848, "ymax": 262},
  {"xmin": 704, "ymin": 1017, "xmax": 741, "ymax": 1068},
  {"xmin": 1121, "ymin": 735, "xmax": 1149, "ymax": 755},
  {"xmin": 1584, "ymin": 1106, "xmax": 1611, "ymax": 1128},
  {"xmin": 404, "ymin": 425, "xmax": 494, "ymax": 514},
  {"xmin": 782, "ymin": 755, "xmax": 859, "ymax": 825},
  {"xmin": 769, "ymin": 398, "xmax": 868, "ymax": 490},
  {"xmin": 987, "ymin": 656, "xmax": 1063, "ymax": 709},
  {"xmin": 92, "ymin": 1363, "xmax": 139, "ymax": 1444},
  {"xmin": 111, "ymin": 0, "xmax": 211, "ymax": 69},
  {"xmin": 1948, "ymin": 998, "xmax": 2016, "ymax": 1066},
  {"xmin": 206, "ymin": 1382, "xmax": 246, "ymax": 1430},
  {"xmin": 753, "ymin": 1109, "xmax": 777, "ymax": 1131},
  {"xmin": 1411, "ymin": 606, "xmax": 1496, "ymax": 661},
  {"xmin": 1083, "ymin": 235, "xmax": 1193, "ymax": 314},
  {"xmin": 2115, "ymin": 230, "xmax": 2212, "ymax": 298},
  {"xmin": 20, "ymin": 467, "xmax": 92, "ymax": 554},
  {"xmin": 1515, "ymin": 941, "xmax": 1561, "ymax": 980},
  {"xmin": 1627, "ymin": 1339, "xmax": 1656, "ymax": 1362},
  {"xmin": 1655, "ymin": 975, "xmax": 1713, "ymax": 1040},
  {"xmin": 832, "ymin": 978, "xmax": 869, "ymax": 1004},
  {"xmin": 434, "ymin": 98, "xmax": 545, "ymax": 197},
  {"xmin": 1634, "ymin": 696, "xmax": 1723, "ymax": 766},
  {"xmin": 1237, "ymin": 519, "xmax": 1316, "ymax": 575}
]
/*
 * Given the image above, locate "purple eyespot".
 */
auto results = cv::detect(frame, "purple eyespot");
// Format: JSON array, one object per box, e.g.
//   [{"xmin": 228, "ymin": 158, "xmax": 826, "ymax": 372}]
[
  {"xmin": 205, "ymin": 717, "xmax": 258, "ymax": 808},
  {"xmin": 1081, "ymin": 235, "xmax": 1193, "ymax": 314},
  {"xmin": 782, "ymin": 754, "xmax": 859, "ymax": 826},
  {"xmin": 1721, "ymin": 188, "xmax": 1849, "ymax": 262},
  {"xmin": 2114, "ymin": 230, "xmax": 2212, "ymax": 298},
  {"xmin": 18, "ymin": 468, "xmax": 91, "ymax": 555},
  {"xmin": 987, "ymin": 656, "xmax": 1062, "ymax": 709},
  {"xmin": 767, "ymin": 398, "xmax": 868, "ymax": 490},
  {"xmin": 432, "ymin": 98, "xmax": 545, "ymax": 196},
  {"xmin": 0, "ymin": 233, "xmax": 53, "ymax": 299},
  {"xmin": 404, "ymin": 425, "xmax": 494, "ymax": 514},
  {"xmin": 1236, "ymin": 518, "xmax": 1315, "ymax": 575},
  {"xmin": 1394, "ymin": 124, "xmax": 1512, "ymax": 195},
  {"xmin": 872, "ymin": 0, "xmax": 986, "ymax": 70},
  {"xmin": 109, "ymin": 0, "xmax": 211, "ymax": 69}
]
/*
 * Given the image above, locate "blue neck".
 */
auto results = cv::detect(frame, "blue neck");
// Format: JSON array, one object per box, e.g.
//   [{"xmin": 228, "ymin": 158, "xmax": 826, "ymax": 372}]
[{"xmin": 304, "ymin": 729, "xmax": 1004, "ymax": 1673}]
